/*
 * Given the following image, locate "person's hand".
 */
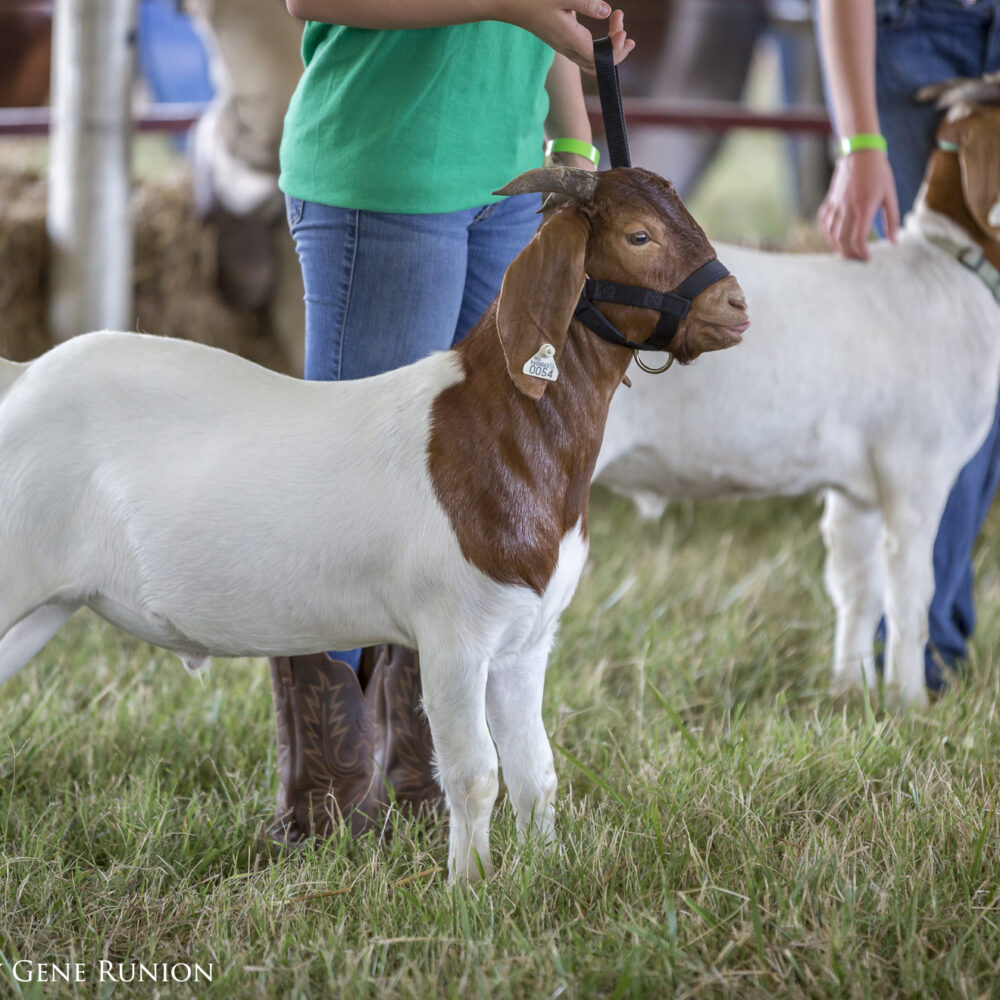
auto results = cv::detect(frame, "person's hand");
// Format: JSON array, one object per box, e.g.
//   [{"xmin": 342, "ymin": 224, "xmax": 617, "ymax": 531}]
[
  {"xmin": 818, "ymin": 149, "xmax": 900, "ymax": 261},
  {"xmin": 499, "ymin": 1, "xmax": 634, "ymax": 74}
]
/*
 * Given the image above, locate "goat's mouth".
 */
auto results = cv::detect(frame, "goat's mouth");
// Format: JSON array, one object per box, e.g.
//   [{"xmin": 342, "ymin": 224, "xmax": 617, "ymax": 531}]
[
  {"xmin": 673, "ymin": 316, "xmax": 750, "ymax": 363},
  {"xmin": 701, "ymin": 317, "xmax": 750, "ymax": 346},
  {"xmin": 718, "ymin": 320, "xmax": 750, "ymax": 340}
]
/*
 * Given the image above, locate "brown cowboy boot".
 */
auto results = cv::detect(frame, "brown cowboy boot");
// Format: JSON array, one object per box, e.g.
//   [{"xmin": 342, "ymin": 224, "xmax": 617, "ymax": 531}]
[
  {"xmin": 366, "ymin": 645, "xmax": 445, "ymax": 819},
  {"xmin": 269, "ymin": 652, "xmax": 381, "ymax": 846},
  {"xmin": 268, "ymin": 646, "xmax": 442, "ymax": 848}
]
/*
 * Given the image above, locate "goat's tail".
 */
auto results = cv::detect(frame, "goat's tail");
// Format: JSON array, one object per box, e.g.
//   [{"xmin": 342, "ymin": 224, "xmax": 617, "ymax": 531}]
[{"xmin": 0, "ymin": 357, "xmax": 29, "ymax": 404}]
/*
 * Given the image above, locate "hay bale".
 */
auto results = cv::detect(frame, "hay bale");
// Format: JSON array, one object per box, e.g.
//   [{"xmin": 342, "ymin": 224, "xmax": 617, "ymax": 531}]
[
  {"xmin": 0, "ymin": 166, "xmax": 294, "ymax": 372},
  {"xmin": 0, "ymin": 170, "xmax": 49, "ymax": 361}
]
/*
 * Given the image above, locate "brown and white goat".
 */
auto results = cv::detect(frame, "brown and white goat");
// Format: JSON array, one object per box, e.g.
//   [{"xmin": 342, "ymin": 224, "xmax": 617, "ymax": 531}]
[
  {"xmin": 597, "ymin": 76, "xmax": 1000, "ymax": 708},
  {"xmin": 0, "ymin": 167, "xmax": 747, "ymax": 880}
]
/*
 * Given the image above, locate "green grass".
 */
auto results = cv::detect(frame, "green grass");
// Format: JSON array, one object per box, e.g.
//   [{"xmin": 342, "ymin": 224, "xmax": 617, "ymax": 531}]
[{"xmin": 3, "ymin": 490, "xmax": 1000, "ymax": 999}]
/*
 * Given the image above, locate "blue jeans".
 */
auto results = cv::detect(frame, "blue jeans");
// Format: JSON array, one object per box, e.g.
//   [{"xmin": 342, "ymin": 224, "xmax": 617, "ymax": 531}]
[
  {"xmin": 286, "ymin": 192, "xmax": 541, "ymax": 669},
  {"xmin": 873, "ymin": 0, "xmax": 1000, "ymax": 687}
]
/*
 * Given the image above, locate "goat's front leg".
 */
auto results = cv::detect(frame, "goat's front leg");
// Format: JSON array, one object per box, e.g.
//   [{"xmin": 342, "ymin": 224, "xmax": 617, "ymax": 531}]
[
  {"xmin": 419, "ymin": 649, "xmax": 498, "ymax": 883},
  {"xmin": 486, "ymin": 646, "xmax": 557, "ymax": 845},
  {"xmin": 820, "ymin": 490, "xmax": 884, "ymax": 696}
]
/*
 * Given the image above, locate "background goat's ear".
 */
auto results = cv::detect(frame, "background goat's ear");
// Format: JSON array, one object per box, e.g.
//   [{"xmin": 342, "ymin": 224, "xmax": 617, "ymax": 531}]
[
  {"xmin": 957, "ymin": 116, "xmax": 1000, "ymax": 240},
  {"xmin": 496, "ymin": 209, "xmax": 589, "ymax": 400}
]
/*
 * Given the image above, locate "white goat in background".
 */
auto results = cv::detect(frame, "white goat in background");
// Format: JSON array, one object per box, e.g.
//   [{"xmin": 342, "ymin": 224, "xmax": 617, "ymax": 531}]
[{"xmin": 597, "ymin": 77, "xmax": 1000, "ymax": 708}]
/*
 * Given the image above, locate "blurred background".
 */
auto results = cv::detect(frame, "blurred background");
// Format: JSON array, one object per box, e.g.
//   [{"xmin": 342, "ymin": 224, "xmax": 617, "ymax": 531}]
[{"xmin": 0, "ymin": 0, "xmax": 833, "ymax": 373}]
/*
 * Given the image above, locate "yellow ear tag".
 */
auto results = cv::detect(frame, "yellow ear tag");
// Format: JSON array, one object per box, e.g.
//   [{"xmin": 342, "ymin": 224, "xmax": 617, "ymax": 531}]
[{"xmin": 523, "ymin": 343, "xmax": 559, "ymax": 382}]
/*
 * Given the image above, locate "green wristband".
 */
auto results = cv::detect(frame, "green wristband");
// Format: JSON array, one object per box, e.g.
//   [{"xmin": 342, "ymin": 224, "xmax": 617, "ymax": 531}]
[
  {"xmin": 839, "ymin": 133, "xmax": 888, "ymax": 156},
  {"xmin": 545, "ymin": 137, "xmax": 600, "ymax": 168}
]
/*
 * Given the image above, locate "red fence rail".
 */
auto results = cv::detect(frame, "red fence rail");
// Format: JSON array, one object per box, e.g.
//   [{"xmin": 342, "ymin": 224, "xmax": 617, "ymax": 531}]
[
  {"xmin": 0, "ymin": 98, "xmax": 832, "ymax": 138},
  {"xmin": 0, "ymin": 102, "xmax": 208, "ymax": 136},
  {"xmin": 586, "ymin": 97, "xmax": 831, "ymax": 135}
]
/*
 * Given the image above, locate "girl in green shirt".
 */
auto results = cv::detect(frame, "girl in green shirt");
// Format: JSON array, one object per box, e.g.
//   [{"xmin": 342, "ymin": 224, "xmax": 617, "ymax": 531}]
[{"xmin": 269, "ymin": 1, "xmax": 632, "ymax": 849}]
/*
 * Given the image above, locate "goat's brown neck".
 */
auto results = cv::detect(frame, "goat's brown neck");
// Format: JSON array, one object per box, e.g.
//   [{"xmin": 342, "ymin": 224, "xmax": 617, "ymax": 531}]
[
  {"xmin": 427, "ymin": 303, "xmax": 631, "ymax": 595},
  {"xmin": 922, "ymin": 148, "xmax": 1000, "ymax": 271}
]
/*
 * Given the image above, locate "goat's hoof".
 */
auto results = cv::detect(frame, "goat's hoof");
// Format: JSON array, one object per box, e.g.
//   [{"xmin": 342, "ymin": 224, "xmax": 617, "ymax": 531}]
[
  {"xmin": 830, "ymin": 672, "xmax": 870, "ymax": 701},
  {"xmin": 884, "ymin": 684, "xmax": 929, "ymax": 711},
  {"xmin": 449, "ymin": 853, "xmax": 495, "ymax": 885}
]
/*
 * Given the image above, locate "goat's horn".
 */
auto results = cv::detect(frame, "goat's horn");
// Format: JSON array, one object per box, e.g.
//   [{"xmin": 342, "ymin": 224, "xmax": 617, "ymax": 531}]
[
  {"xmin": 493, "ymin": 166, "xmax": 598, "ymax": 203},
  {"xmin": 917, "ymin": 71, "xmax": 1000, "ymax": 107}
]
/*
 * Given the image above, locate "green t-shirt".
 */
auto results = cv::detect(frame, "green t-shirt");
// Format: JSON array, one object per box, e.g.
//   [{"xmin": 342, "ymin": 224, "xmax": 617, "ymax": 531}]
[{"xmin": 279, "ymin": 21, "xmax": 554, "ymax": 214}]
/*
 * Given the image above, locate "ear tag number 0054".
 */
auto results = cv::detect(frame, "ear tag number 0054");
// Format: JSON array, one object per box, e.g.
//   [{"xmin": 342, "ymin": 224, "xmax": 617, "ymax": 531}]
[{"xmin": 523, "ymin": 343, "xmax": 558, "ymax": 383}]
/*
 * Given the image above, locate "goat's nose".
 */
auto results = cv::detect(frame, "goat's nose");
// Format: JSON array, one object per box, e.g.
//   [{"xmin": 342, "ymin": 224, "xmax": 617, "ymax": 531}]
[{"xmin": 729, "ymin": 293, "xmax": 747, "ymax": 311}]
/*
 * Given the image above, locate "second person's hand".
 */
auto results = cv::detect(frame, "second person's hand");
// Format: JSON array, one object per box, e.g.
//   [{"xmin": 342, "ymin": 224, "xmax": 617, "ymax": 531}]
[{"xmin": 818, "ymin": 149, "xmax": 900, "ymax": 261}]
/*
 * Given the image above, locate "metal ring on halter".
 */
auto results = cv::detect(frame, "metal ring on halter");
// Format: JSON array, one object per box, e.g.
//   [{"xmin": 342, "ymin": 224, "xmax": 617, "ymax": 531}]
[{"xmin": 633, "ymin": 350, "xmax": 674, "ymax": 374}]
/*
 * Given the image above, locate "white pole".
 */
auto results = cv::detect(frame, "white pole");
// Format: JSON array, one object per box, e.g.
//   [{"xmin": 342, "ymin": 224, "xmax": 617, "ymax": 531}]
[{"xmin": 47, "ymin": 0, "xmax": 137, "ymax": 341}]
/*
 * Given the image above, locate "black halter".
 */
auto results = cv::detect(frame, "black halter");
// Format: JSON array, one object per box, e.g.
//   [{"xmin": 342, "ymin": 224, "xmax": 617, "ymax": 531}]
[
  {"xmin": 574, "ymin": 258, "xmax": 731, "ymax": 352},
  {"xmin": 585, "ymin": 37, "xmax": 731, "ymax": 355}
]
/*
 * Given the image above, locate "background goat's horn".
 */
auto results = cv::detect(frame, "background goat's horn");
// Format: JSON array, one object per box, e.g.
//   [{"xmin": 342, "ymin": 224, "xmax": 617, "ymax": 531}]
[
  {"xmin": 916, "ymin": 71, "xmax": 1000, "ymax": 107},
  {"xmin": 493, "ymin": 166, "xmax": 598, "ymax": 203}
]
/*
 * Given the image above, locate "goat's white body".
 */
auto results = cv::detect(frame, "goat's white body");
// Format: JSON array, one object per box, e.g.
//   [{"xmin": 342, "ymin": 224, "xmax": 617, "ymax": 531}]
[
  {"xmin": 0, "ymin": 331, "xmax": 589, "ymax": 879},
  {"xmin": 2, "ymin": 332, "xmax": 467, "ymax": 655},
  {"xmin": 597, "ymin": 209, "xmax": 1000, "ymax": 706}
]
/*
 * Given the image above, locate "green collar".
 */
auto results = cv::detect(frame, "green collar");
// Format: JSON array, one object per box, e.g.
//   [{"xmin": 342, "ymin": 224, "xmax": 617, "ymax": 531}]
[
  {"xmin": 927, "ymin": 232, "xmax": 1000, "ymax": 303},
  {"xmin": 937, "ymin": 139, "xmax": 961, "ymax": 153}
]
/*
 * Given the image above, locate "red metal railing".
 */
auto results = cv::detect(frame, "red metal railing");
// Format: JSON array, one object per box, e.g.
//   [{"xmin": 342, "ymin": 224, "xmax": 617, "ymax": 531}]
[
  {"xmin": 0, "ymin": 98, "xmax": 832, "ymax": 138},
  {"xmin": 0, "ymin": 102, "xmax": 207, "ymax": 136},
  {"xmin": 586, "ymin": 97, "xmax": 831, "ymax": 135}
]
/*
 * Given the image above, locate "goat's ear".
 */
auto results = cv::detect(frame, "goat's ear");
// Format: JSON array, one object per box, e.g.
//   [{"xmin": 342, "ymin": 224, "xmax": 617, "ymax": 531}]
[
  {"xmin": 496, "ymin": 208, "xmax": 589, "ymax": 400},
  {"xmin": 957, "ymin": 116, "xmax": 1000, "ymax": 240}
]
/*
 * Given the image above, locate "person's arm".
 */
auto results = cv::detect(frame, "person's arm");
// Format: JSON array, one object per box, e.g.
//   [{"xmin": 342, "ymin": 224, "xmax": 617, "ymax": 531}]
[
  {"xmin": 542, "ymin": 9, "xmax": 632, "ymax": 169},
  {"xmin": 284, "ymin": 0, "xmax": 631, "ymax": 73},
  {"xmin": 544, "ymin": 55, "xmax": 595, "ymax": 170},
  {"xmin": 815, "ymin": 0, "xmax": 899, "ymax": 260}
]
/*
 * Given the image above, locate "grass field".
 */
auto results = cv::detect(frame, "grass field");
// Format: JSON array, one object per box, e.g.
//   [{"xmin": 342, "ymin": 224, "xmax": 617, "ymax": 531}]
[{"xmin": 3, "ymin": 487, "xmax": 1000, "ymax": 999}]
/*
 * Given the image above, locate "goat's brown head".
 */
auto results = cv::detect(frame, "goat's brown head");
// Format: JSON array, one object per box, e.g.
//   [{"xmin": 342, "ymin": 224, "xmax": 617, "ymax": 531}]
[
  {"xmin": 492, "ymin": 166, "xmax": 748, "ymax": 399},
  {"xmin": 917, "ymin": 72, "xmax": 1000, "ymax": 242}
]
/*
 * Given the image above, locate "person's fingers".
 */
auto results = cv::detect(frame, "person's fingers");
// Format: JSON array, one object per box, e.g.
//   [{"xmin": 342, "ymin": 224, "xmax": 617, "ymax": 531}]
[
  {"xmin": 819, "ymin": 193, "xmax": 840, "ymax": 249},
  {"xmin": 841, "ymin": 201, "xmax": 873, "ymax": 261},
  {"xmin": 831, "ymin": 205, "xmax": 849, "ymax": 257},
  {"xmin": 565, "ymin": 0, "xmax": 612, "ymax": 19},
  {"xmin": 883, "ymin": 186, "xmax": 900, "ymax": 244},
  {"xmin": 849, "ymin": 210, "xmax": 872, "ymax": 261},
  {"xmin": 834, "ymin": 204, "xmax": 862, "ymax": 260},
  {"xmin": 610, "ymin": 30, "xmax": 634, "ymax": 64},
  {"xmin": 605, "ymin": 10, "xmax": 633, "ymax": 64}
]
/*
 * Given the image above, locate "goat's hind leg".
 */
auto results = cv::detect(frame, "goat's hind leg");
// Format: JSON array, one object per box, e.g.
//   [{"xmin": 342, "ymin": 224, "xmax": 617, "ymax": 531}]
[
  {"xmin": 820, "ymin": 490, "xmax": 884, "ymax": 697},
  {"xmin": 486, "ymin": 646, "xmax": 557, "ymax": 846},
  {"xmin": 0, "ymin": 602, "xmax": 79, "ymax": 685}
]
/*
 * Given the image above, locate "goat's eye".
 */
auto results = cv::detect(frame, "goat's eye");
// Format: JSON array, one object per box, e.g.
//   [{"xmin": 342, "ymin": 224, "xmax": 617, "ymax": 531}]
[{"xmin": 627, "ymin": 231, "xmax": 650, "ymax": 246}]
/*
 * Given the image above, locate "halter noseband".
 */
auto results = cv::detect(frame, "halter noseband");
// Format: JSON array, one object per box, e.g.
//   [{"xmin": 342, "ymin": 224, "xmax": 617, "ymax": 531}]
[{"xmin": 574, "ymin": 258, "xmax": 732, "ymax": 353}]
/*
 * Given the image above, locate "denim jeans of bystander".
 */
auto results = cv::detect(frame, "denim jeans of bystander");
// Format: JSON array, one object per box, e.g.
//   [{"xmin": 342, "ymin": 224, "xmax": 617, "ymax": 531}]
[{"xmin": 285, "ymin": 191, "xmax": 542, "ymax": 669}]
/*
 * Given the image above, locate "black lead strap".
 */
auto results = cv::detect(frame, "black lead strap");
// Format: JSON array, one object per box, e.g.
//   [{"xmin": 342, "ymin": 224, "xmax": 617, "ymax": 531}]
[
  {"xmin": 593, "ymin": 36, "xmax": 630, "ymax": 169},
  {"xmin": 578, "ymin": 37, "xmax": 731, "ymax": 358}
]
